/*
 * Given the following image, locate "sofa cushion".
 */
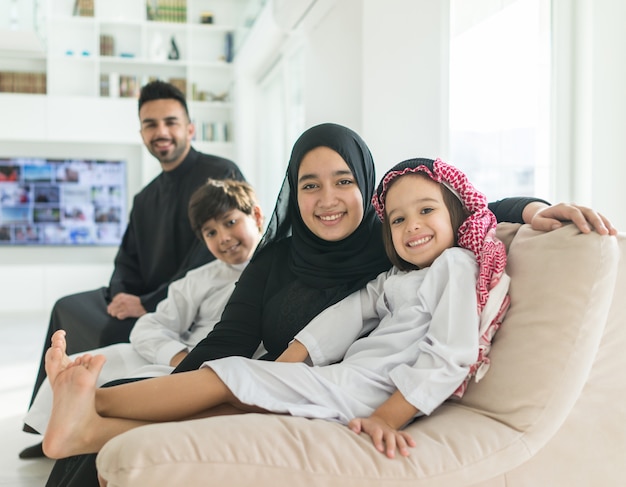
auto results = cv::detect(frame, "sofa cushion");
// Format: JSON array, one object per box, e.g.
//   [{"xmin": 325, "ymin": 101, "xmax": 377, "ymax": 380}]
[{"xmin": 97, "ymin": 224, "xmax": 621, "ymax": 487}]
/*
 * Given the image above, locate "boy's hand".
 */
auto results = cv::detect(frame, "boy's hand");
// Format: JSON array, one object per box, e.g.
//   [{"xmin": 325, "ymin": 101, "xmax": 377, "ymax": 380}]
[{"xmin": 348, "ymin": 416, "xmax": 416, "ymax": 459}]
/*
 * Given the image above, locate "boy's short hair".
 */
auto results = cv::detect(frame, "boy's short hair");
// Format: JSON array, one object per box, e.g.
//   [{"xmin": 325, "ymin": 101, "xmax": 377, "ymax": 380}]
[
  {"xmin": 381, "ymin": 173, "xmax": 470, "ymax": 271},
  {"xmin": 188, "ymin": 179, "xmax": 259, "ymax": 239},
  {"xmin": 138, "ymin": 80, "xmax": 189, "ymax": 120}
]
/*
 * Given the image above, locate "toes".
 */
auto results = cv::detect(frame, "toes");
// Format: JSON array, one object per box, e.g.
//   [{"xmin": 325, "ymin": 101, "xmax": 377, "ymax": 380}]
[
  {"xmin": 50, "ymin": 330, "xmax": 67, "ymax": 352},
  {"xmin": 45, "ymin": 347, "xmax": 64, "ymax": 384}
]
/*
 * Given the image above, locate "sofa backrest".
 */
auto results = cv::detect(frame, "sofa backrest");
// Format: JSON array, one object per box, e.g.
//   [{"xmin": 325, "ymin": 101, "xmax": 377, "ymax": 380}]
[{"xmin": 399, "ymin": 223, "xmax": 622, "ymax": 484}]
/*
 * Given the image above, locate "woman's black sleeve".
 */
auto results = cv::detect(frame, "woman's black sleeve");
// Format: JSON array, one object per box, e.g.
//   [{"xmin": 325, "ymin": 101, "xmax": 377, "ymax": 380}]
[
  {"xmin": 488, "ymin": 197, "xmax": 551, "ymax": 223},
  {"xmin": 173, "ymin": 246, "xmax": 276, "ymax": 372}
]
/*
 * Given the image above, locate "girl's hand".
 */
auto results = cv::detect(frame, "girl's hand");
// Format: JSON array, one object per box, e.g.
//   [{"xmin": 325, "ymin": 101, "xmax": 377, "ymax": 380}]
[{"xmin": 348, "ymin": 416, "xmax": 416, "ymax": 459}]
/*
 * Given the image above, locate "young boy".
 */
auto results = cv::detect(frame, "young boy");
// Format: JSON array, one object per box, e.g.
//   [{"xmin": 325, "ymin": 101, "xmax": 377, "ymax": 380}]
[{"xmin": 23, "ymin": 178, "xmax": 265, "ymax": 447}]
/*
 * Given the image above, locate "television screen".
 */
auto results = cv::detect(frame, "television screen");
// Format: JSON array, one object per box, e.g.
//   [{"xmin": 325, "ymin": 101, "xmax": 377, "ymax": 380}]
[{"xmin": 0, "ymin": 158, "xmax": 127, "ymax": 245}]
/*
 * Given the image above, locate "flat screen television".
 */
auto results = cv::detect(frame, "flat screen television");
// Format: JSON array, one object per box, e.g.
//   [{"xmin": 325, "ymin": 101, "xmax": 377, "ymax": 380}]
[{"xmin": 0, "ymin": 158, "xmax": 127, "ymax": 245}]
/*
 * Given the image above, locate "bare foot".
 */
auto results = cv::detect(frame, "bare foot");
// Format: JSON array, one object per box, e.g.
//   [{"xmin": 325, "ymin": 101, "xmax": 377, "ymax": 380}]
[
  {"xmin": 42, "ymin": 352, "xmax": 107, "ymax": 459},
  {"xmin": 45, "ymin": 330, "xmax": 72, "ymax": 386}
]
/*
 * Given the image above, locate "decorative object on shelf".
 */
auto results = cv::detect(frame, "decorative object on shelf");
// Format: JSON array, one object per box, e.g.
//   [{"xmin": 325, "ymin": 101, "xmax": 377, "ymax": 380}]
[
  {"xmin": 208, "ymin": 91, "xmax": 229, "ymax": 102},
  {"xmin": 149, "ymin": 33, "xmax": 167, "ymax": 61},
  {"xmin": 224, "ymin": 32, "xmax": 234, "ymax": 63},
  {"xmin": 200, "ymin": 11, "xmax": 214, "ymax": 24},
  {"xmin": 191, "ymin": 84, "xmax": 229, "ymax": 102},
  {"xmin": 73, "ymin": 0, "xmax": 94, "ymax": 17},
  {"xmin": 168, "ymin": 36, "xmax": 180, "ymax": 60}
]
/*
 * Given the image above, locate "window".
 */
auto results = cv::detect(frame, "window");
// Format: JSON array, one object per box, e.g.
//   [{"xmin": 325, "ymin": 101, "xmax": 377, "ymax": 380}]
[{"xmin": 449, "ymin": 0, "xmax": 551, "ymax": 200}]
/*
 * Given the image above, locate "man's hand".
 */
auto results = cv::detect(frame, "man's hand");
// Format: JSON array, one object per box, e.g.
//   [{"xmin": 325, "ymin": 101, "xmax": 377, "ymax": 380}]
[
  {"xmin": 523, "ymin": 202, "xmax": 617, "ymax": 235},
  {"xmin": 107, "ymin": 293, "xmax": 147, "ymax": 320}
]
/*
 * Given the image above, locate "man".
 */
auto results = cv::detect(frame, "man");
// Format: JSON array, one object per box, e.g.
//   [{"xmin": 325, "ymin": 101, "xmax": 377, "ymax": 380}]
[{"xmin": 19, "ymin": 80, "xmax": 244, "ymax": 458}]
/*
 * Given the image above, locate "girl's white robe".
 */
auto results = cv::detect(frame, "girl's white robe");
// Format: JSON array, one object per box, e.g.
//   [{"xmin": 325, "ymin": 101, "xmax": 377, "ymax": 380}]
[{"xmin": 205, "ymin": 248, "xmax": 479, "ymax": 423}]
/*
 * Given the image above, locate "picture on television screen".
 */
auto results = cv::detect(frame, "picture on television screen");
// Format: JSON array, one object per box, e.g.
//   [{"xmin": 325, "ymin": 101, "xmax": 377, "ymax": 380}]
[{"xmin": 0, "ymin": 158, "xmax": 127, "ymax": 246}]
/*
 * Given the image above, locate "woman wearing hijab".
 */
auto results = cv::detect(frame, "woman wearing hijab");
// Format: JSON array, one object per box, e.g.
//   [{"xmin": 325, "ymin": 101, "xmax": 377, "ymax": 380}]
[{"xmin": 172, "ymin": 122, "xmax": 544, "ymax": 371}]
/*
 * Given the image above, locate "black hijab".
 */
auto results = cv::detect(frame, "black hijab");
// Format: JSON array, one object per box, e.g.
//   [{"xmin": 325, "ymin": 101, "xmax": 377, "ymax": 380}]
[{"xmin": 256, "ymin": 123, "xmax": 391, "ymax": 293}]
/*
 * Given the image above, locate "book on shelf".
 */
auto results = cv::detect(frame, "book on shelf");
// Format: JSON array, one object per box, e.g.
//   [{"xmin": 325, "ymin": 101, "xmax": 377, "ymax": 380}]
[
  {"xmin": 146, "ymin": 0, "xmax": 187, "ymax": 23},
  {"xmin": 73, "ymin": 0, "xmax": 94, "ymax": 17},
  {"xmin": 100, "ymin": 35, "xmax": 115, "ymax": 57},
  {"xmin": 101, "ymin": 74, "xmax": 179, "ymax": 98},
  {"xmin": 168, "ymin": 77, "xmax": 187, "ymax": 96},
  {"xmin": 0, "ymin": 72, "xmax": 47, "ymax": 94},
  {"xmin": 100, "ymin": 74, "xmax": 110, "ymax": 97}
]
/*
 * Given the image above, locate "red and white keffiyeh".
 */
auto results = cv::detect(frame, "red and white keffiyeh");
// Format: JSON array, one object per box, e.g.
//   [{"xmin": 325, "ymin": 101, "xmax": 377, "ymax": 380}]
[{"xmin": 372, "ymin": 158, "xmax": 510, "ymax": 398}]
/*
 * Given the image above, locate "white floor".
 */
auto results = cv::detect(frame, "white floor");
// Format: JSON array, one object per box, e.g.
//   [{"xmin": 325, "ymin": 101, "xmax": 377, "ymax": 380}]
[{"xmin": 0, "ymin": 312, "xmax": 54, "ymax": 486}]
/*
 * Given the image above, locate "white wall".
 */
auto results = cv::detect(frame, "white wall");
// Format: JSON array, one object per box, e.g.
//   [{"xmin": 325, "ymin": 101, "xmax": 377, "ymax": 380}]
[
  {"xmin": 552, "ymin": 0, "xmax": 626, "ymax": 229},
  {"xmin": 361, "ymin": 0, "xmax": 450, "ymax": 175},
  {"xmin": 287, "ymin": 0, "xmax": 450, "ymax": 178},
  {"xmin": 301, "ymin": 0, "xmax": 363, "ymax": 131},
  {"xmin": 587, "ymin": 0, "xmax": 626, "ymax": 229}
]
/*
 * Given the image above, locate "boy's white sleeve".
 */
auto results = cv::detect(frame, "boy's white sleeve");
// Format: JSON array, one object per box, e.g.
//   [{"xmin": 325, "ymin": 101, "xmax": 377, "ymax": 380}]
[
  {"xmin": 130, "ymin": 264, "xmax": 214, "ymax": 365},
  {"xmin": 295, "ymin": 269, "xmax": 390, "ymax": 365}
]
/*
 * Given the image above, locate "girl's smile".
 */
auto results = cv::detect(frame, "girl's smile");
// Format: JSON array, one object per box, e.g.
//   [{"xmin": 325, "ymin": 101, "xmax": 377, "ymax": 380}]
[{"xmin": 385, "ymin": 174, "xmax": 455, "ymax": 268}]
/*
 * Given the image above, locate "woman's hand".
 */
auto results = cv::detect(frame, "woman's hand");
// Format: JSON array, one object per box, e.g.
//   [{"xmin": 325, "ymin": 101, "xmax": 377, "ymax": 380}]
[
  {"xmin": 348, "ymin": 415, "xmax": 416, "ymax": 459},
  {"xmin": 523, "ymin": 202, "xmax": 617, "ymax": 235}
]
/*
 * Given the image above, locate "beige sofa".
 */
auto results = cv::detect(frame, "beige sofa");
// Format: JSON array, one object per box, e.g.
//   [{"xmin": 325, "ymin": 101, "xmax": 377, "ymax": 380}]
[{"xmin": 96, "ymin": 223, "xmax": 626, "ymax": 487}]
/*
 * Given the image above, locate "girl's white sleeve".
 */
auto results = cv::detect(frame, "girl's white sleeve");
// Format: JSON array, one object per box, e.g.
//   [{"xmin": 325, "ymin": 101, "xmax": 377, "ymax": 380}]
[
  {"xmin": 390, "ymin": 249, "xmax": 479, "ymax": 415},
  {"xmin": 295, "ymin": 269, "xmax": 391, "ymax": 365}
]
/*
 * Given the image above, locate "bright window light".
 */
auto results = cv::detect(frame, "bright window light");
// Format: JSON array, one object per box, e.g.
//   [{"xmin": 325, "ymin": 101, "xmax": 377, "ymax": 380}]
[{"xmin": 449, "ymin": 0, "xmax": 551, "ymax": 200}]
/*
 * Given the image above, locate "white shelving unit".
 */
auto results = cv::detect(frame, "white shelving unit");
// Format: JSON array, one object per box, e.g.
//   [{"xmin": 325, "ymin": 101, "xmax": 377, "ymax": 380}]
[{"xmin": 42, "ymin": 0, "xmax": 243, "ymax": 148}]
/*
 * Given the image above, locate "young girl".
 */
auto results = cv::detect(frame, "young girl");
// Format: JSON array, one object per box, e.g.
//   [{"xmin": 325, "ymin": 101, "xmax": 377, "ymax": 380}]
[
  {"xmin": 24, "ymin": 178, "xmax": 265, "ymax": 440},
  {"xmin": 41, "ymin": 157, "xmax": 510, "ymax": 460}
]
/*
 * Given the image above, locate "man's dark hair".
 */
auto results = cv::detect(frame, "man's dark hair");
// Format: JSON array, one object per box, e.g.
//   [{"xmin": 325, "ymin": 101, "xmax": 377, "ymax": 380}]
[{"xmin": 138, "ymin": 80, "xmax": 190, "ymax": 120}]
